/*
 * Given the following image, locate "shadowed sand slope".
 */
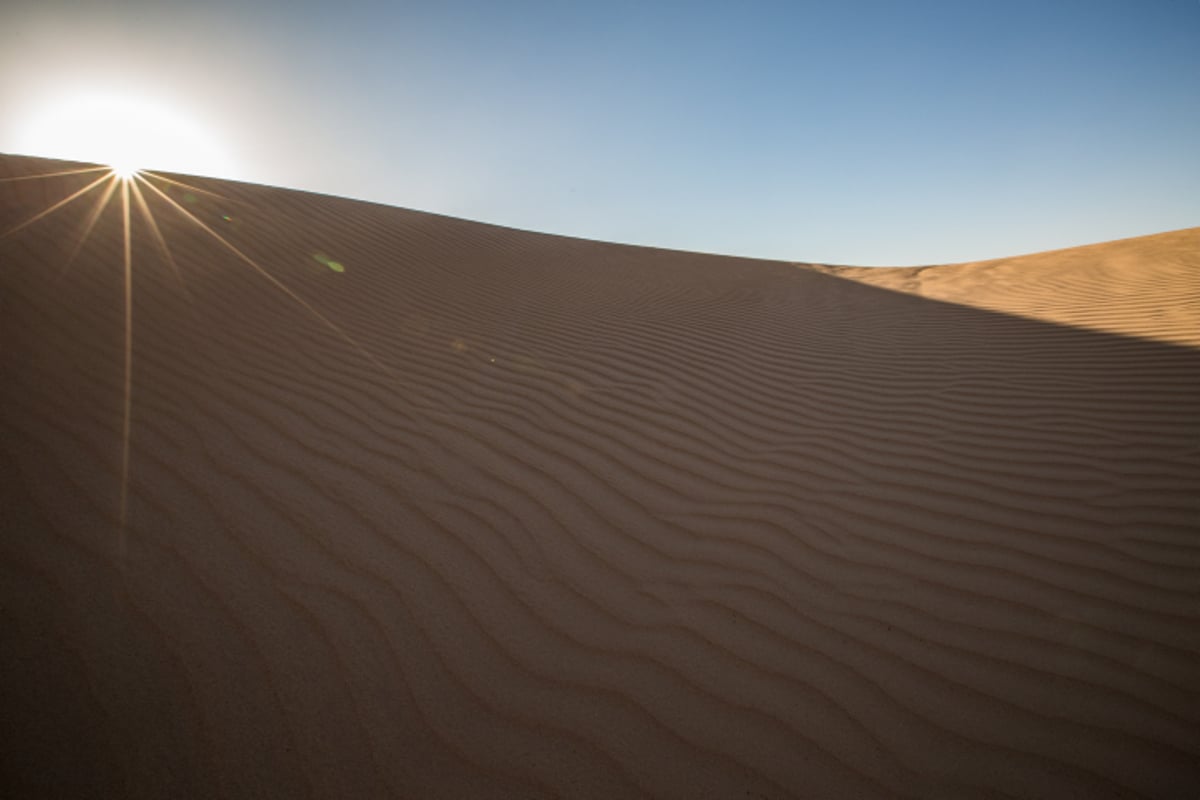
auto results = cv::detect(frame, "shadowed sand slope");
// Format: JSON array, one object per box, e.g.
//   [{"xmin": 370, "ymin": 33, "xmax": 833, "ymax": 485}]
[{"xmin": 2, "ymin": 154, "xmax": 1198, "ymax": 799}]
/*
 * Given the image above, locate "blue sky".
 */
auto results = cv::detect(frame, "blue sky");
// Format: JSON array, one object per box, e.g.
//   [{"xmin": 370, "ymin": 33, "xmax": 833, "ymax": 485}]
[{"xmin": 2, "ymin": 0, "xmax": 1197, "ymax": 264}]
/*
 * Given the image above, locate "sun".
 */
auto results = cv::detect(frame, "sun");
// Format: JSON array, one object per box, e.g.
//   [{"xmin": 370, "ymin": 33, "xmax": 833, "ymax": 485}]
[
  {"xmin": 11, "ymin": 88, "xmax": 234, "ymax": 179},
  {"xmin": 108, "ymin": 156, "xmax": 141, "ymax": 180}
]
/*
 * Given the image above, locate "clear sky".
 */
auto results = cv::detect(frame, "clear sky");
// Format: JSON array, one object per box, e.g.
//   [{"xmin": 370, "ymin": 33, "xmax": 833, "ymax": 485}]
[{"xmin": 2, "ymin": 0, "xmax": 1197, "ymax": 265}]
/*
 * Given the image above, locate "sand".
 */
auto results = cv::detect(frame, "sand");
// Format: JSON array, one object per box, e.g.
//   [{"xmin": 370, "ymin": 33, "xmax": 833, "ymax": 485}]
[{"xmin": 2, "ymin": 153, "xmax": 1198, "ymax": 798}]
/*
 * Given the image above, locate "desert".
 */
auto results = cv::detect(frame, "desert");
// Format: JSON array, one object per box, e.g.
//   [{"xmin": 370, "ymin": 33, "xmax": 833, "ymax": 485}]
[{"xmin": 2, "ymin": 154, "xmax": 1198, "ymax": 798}]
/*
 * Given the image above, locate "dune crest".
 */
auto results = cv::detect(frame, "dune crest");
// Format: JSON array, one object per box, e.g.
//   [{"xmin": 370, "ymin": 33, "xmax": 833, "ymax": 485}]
[{"xmin": 2, "ymin": 155, "xmax": 1198, "ymax": 798}]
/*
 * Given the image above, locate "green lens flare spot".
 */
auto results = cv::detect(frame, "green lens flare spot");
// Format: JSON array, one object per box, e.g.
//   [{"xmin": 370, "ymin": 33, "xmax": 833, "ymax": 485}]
[{"xmin": 312, "ymin": 252, "xmax": 346, "ymax": 273}]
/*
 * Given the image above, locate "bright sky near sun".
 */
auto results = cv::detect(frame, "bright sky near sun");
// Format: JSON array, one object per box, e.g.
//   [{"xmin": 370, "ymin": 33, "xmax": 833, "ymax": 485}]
[{"xmin": 1, "ymin": 0, "xmax": 1197, "ymax": 265}]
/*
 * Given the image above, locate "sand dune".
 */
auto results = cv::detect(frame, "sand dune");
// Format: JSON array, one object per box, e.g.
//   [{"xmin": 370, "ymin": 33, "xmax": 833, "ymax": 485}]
[
  {"xmin": 821, "ymin": 228, "xmax": 1200, "ymax": 348},
  {"xmin": 2, "ymin": 153, "xmax": 1198, "ymax": 798}
]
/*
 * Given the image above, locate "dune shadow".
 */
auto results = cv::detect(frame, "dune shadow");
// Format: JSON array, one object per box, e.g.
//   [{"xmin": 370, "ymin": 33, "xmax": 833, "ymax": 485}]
[{"xmin": 3, "ymin": 153, "xmax": 1199, "ymax": 798}]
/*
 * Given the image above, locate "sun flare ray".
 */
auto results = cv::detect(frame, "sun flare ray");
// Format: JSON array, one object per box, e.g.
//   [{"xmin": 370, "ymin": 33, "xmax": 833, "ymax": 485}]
[
  {"xmin": 0, "ymin": 165, "xmax": 110, "ymax": 183},
  {"xmin": 59, "ymin": 175, "xmax": 120, "ymax": 280},
  {"xmin": 136, "ymin": 175, "xmax": 393, "ymax": 376},
  {"xmin": 118, "ymin": 178, "xmax": 133, "ymax": 550},
  {"xmin": 141, "ymin": 170, "xmax": 232, "ymax": 203},
  {"xmin": 2, "ymin": 172, "xmax": 113, "ymax": 240},
  {"xmin": 129, "ymin": 178, "xmax": 190, "ymax": 295}
]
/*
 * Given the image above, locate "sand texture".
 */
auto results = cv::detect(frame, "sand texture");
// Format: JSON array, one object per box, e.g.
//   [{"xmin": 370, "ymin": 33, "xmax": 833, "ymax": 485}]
[{"xmin": 2, "ymin": 154, "xmax": 1199, "ymax": 798}]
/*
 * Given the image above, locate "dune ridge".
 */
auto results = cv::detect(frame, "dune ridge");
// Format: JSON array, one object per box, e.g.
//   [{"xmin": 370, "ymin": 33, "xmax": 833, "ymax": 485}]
[{"xmin": 2, "ymin": 154, "xmax": 1198, "ymax": 798}]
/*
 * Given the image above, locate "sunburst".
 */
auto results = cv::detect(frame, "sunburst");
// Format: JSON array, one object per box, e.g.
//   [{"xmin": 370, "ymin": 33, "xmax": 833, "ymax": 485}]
[{"xmin": 1, "ymin": 161, "xmax": 384, "ymax": 552}]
